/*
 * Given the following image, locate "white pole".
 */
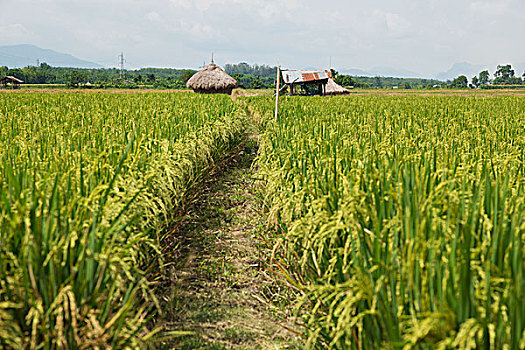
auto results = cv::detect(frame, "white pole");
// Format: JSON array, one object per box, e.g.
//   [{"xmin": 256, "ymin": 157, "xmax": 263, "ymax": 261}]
[{"xmin": 275, "ymin": 64, "xmax": 280, "ymax": 121}]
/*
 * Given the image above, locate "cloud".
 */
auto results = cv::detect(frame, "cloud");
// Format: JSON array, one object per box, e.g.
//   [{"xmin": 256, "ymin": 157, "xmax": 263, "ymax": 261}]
[
  {"xmin": 145, "ymin": 11, "xmax": 161, "ymax": 22},
  {"xmin": 384, "ymin": 12, "xmax": 411, "ymax": 37},
  {"xmin": 0, "ymin": 23, "xmax": 32, "ymax": 42},
  {"xmin": 0, "ymin": 0, "xmax": 523, "ymax": 74},
  {"xmin": 170, "ymin": 0, "xmax": 247, "ymax": 12},
  {"xmin": 469, "ymin": 0, "xmax": 512, "ymax": 15}
]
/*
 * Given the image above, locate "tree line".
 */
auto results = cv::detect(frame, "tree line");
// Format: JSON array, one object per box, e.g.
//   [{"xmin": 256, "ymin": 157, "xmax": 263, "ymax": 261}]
[
  {"xmin": 224, "ymin": 63, "xmax": 276, "ymax": 89},
  {"xmin": 2, "ymin": 62, "xmax": 524, "ymax": 90},
  {"xmin": 0, "ymin": 63, "xmax": 197, "ymax": 89},
  {"xmin": 332, "ymin": 71, "xmax": 443, "ymax": 89},
  {"xmin": 448, "ymin": 64, "xmax": 525, "ymax": 89},
  {"xmin": 332, "ymin": 64, "xmax": 525, "ymax": 90}
]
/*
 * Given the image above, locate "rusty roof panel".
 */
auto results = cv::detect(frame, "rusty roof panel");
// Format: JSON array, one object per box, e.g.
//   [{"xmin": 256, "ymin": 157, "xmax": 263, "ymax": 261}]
[{"xmin": 281, "ymin": 70, "xmax": 331, "ymax": 84}]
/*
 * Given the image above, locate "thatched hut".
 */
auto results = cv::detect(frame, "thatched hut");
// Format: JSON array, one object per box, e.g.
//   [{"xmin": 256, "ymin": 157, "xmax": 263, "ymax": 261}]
[
  {"xmin": 325, "ymin": 78, "xmax": 350, "ymax": 95},
  {"xmin": 186, "ymin": 60, "xmax": 237, "ymax": 95},
  {"xmin": 0, "ymin": 76, "xmax": 23, "ymax": 89}
]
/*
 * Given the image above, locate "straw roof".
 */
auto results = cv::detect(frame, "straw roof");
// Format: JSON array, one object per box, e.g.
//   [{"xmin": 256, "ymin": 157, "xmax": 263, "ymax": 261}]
[
  {"xmin": 186, "ymin": 61, "xmax": 237, "ymax": 93},
  {"xmin": 325, "ymin": 78, "xmax": 349, "ymax": 95}
]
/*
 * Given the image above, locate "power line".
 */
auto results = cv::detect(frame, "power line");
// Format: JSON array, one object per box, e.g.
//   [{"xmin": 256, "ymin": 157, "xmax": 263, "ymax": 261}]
[{"xmin": 118, "ymin": 52, "xmax": 125, "ymax": 79}]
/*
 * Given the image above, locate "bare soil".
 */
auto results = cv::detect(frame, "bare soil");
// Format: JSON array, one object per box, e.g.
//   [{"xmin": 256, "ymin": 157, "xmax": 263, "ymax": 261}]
[{"xmin": 0, "ymin": 88, "xmax": 193, "ymax": 94}]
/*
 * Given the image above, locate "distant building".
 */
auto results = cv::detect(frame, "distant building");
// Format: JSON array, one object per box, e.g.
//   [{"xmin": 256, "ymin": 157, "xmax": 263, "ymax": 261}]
[{"xmin": 0, "ymin": 76, "xmax": 23, "ymax": 89}]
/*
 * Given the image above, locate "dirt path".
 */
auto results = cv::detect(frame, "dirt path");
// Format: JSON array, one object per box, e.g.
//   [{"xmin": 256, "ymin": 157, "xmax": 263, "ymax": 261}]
[{"xmin": 153, "ymin": 137, "xmax": 300, "ymax": 349}]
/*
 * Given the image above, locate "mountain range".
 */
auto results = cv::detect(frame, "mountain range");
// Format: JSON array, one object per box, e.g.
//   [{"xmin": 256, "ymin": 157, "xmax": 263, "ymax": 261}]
[
  {"xmin": 435, "ymin": 62, "xmax": 490, "ymax": 81},
  {"xmin": 340, "ymin": 66, "xmax": 424, "ymax": 78},
  {"xmin": 0, "ymin": 44, "xmax": 103, "ymax": 68}
]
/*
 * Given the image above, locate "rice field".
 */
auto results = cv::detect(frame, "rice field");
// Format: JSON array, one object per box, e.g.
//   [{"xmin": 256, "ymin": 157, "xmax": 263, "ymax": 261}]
[
  {"xmin": 2, "ymin": 91, "xmax": 525, "ymax": 349},
  {"xmin": 253, "ymin": 95, "xmax": 525, "ymax": 349},
  {"xmin": 0, "ymin": 93, "xmax": 245, "ymax": 348}
]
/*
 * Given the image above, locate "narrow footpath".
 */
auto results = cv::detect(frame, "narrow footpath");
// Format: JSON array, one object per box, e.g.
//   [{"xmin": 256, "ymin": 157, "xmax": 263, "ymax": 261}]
[{"xmin": 154, "ymin": 136, "xmax": 300, "ymax": 349}]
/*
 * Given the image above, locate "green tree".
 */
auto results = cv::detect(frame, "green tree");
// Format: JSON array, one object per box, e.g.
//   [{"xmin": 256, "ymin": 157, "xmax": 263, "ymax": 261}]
[
  {"xmin": 180, "ymin": 70, "xmax": 196, "ymax": 83},
  {"xmin": 493, "ymin": 64, "xmax": 520, "ymax": 85},
  {"xmin": 251, "ymin": 75, "xmax": 265, "ymax": 89},
  {"xmin": 39, "ymin": 62, "xmax": 52, "ymax": 70},
  {"xmin": 374, "ymin": 76, "xmax": 382, "ymax": 88},
  {"xmin": 146, "ymin": 74, "xmax": 156, "ymax": 83},
  {"xmin": 335, "ymin": 75, "xmax": 357, "ymax": 88},
  {"xmin": 224, "ymin": 62, "xmax": 276, "ymax": 77},
  {"xmin": 471, "ymin": 76, "xmax": 479, "ymax": 88},
  {"xmin": 449, "ymin": 75, "xmax": 468, "ymax": 88},
  {"xmin": 478, "ymin": 70, "xmax": 490, "ymax": 86},
  {"xmin": 495, "ymin": 64, "xmax": 514, "ymax": 78},
  {"xmin": 66, "ymin": 71, "xmax": 87, "ymax": 88},
  {"xmin": 231, "ymin": 73, "xmax": 245, "ymax": 88}
]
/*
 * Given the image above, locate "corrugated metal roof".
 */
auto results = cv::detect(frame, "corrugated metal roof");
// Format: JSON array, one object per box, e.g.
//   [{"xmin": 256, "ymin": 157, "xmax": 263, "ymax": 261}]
[{"xmin": 281, "ymin": 70, "xmax": 331, "ymax": 84}]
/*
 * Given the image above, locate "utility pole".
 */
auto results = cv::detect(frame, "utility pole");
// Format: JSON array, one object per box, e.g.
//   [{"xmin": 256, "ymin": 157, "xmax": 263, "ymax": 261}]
[
  {"xmin": 274, "ymin": 64, "xmax": 280, "ymax": 121},
  {"xmin": 119, "ymin": 52, "xmax": 125, "ymax": 79}
]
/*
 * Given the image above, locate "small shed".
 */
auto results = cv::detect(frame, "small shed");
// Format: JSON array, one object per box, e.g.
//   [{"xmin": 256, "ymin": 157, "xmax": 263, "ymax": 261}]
[
  {"xmin": 325, "ymin": 78, "xmax": 350, "ymax": 95},
  {"xmin": 186, "ymin": 59, "xmax": 237, "ymax": 95},
  {"xmin": 0, "ymin": 76, "xmax": 23, "ymax": 89},
  {"xmin": 280, "ymin": 69, "xmax": 331, "ymax": 95}
]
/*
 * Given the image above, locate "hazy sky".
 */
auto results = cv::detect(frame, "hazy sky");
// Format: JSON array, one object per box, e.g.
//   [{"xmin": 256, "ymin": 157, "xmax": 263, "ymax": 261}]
[{"xmin": 0, "ymin": 0, "xmax": 524, "ymax": 75}]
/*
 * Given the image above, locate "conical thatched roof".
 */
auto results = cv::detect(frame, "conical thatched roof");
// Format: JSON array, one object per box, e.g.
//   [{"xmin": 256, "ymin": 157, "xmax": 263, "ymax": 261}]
[
  {"xmin": 326, "ymin": 78, "xmax": 350, "ymax": 95},
  {"xmin": 186, "ymin": 61, "xmax": 237, "ymax": 94}
]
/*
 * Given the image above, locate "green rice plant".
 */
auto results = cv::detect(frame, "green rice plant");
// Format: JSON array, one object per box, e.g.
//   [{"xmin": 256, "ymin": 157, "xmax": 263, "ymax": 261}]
[
  {"xmin": 0, "ymin": 93, "xmax": 246, "ymax": 348},
  {"xmin": 255, "ymin": 95, "xmax": 525, "ymax": 349}
]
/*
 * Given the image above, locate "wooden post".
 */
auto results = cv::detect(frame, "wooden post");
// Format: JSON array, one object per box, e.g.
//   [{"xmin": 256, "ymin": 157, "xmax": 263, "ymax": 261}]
[{"xmin": 274, "ymin": 64, "xmax": 280, "ymax": 120}]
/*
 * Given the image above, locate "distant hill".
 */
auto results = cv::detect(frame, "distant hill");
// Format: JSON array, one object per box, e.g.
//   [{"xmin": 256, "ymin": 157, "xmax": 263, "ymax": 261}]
[
  {"xmin": 340, "ymin": 68, "xmax": 372, "ymax": 76},
  {"xmin": 340, "ymin": 66, "xmax": 425, "ymax": 78},
  {"xmin": 368, "ymin": 66, "xmax": 423, "ymax": 78},
  {"xmin": 435, "ymin": 62, "xmax": 488, "ymax": 81},
  {"xmin": 0, "ymin": 44, "xmax": 103, "ymax": 68}
]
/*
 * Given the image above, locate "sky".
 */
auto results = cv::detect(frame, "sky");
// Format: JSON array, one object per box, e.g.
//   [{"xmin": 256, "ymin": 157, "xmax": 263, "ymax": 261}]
[{"xmin": 0, "ymin": 0, "xmax": 524, "ymax": 76}]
